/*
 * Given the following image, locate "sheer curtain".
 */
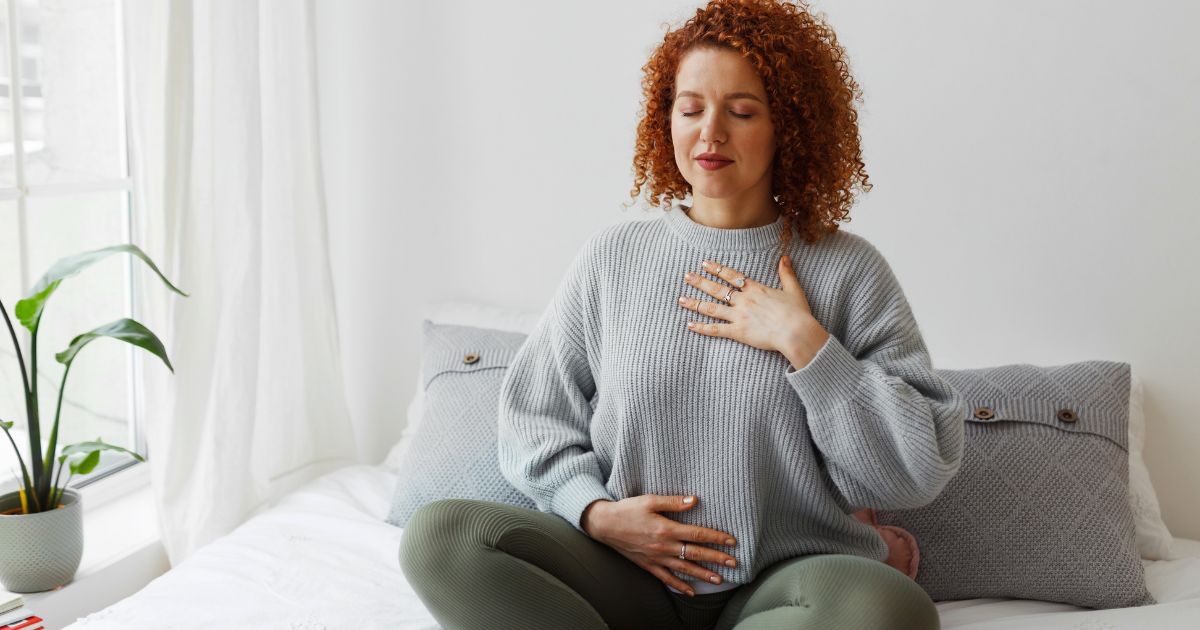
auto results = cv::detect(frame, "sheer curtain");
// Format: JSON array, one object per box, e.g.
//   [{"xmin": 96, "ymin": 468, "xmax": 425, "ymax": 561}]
[{"xmin": 123, "ymin": 0, "xmax": 359, "ymax": 566}]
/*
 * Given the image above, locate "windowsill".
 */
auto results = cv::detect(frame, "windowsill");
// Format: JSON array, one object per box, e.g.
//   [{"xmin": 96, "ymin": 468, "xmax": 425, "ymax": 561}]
[
  {"xmin": 77, "ymin": 459, "xmax": 154, "ymax": 512},
  {"xmin": 19, "ymin": 463, "xmax": 170, "ymax": 628}
]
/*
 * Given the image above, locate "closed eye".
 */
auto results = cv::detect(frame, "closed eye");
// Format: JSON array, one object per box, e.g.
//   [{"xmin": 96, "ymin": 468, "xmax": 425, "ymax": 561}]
[{"xmin": 681, "ymin": 111, "xmax": 752, "ymax": 119}]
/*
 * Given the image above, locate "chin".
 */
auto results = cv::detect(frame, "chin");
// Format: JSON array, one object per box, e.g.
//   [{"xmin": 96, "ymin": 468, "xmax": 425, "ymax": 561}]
[{"xmin": 690, "ymin": 182, "xmax": 744, "ymax": 199}]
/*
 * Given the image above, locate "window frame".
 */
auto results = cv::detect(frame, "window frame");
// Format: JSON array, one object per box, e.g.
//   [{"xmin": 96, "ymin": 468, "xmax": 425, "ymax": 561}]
[{"xmin": 0, "ymin": 0, "xmax": 146, "ymax": 498}]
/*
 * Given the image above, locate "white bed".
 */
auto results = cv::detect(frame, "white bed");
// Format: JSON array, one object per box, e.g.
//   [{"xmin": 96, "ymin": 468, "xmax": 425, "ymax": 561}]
[{"xmin": 63, "ymin": 463, "xmax": 1200, "ymax": 630}]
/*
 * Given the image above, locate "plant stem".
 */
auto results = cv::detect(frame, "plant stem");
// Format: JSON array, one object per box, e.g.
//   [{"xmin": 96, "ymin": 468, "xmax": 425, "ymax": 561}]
[
  {"xmin": 29, "ymin": 321, "xmax": 42, "ymax": 494},
  {"xmin": 0, "ymin": 299, "xmax": 33, "ymax": 404},
  {"xmin": 0, "ymin": 299, "xmax": 42, "ymax": 512},
  {"xmin": 53, "ymin": 471, "xmax": 74, "ymax": 508},
  {"xmin": 49, "ymin": 451, "xmax": 65, "ymax": 509},
  {"xmin": 37, "ymin": 358, "xmax": 70, "ymax": 508},
  {"xmin": 1, "ymin": 420, "xmax": 38, "ymax": 513},
  {"xmin": 0, "ymin": 300, "xmax": 40, "ymax": 487}
]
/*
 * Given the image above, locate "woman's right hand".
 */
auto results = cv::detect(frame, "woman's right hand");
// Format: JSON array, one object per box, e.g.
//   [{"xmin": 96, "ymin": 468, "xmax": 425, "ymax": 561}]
[{"xmin": 581, "ymin": 495, "xmax": 738, "ymax": 597}]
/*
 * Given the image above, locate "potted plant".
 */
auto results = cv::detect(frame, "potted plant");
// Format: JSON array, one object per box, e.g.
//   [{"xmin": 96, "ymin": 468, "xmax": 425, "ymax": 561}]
[{"xmin": 0, "ymin": 244, "xmax": 186, "ymax": 593}]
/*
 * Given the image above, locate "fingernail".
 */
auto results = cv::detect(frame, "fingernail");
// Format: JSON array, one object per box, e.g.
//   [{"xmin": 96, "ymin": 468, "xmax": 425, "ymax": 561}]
[
  {"xmin": 726, "ymin": 538, "xmax": 735, "ymax": 545},
  {"xmin": 683, "ymin": 496, "xmax": 694, "ymax": 504},
  {"xmin": 709, "ymin": 576, "xmax": 720, "ymax": 584},
  {"xmin": 725, "ymin": 559, "xmax": 736, "ymax": 567},
  {"xmin": 688, "ymin": 590, "xmax": 696, "ymax": 597}
]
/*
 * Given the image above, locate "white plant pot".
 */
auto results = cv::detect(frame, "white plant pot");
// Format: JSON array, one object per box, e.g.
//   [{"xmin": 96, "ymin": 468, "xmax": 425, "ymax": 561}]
[{"xmin": 0, "ymin": 488, "xmax": 84, "ymax": 593}]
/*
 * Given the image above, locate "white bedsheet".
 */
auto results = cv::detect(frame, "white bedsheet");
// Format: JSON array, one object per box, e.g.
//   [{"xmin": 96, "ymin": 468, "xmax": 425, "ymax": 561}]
[{"xmin": 65, "ymin": 464, "xmax": 1200, "ymax": 629}]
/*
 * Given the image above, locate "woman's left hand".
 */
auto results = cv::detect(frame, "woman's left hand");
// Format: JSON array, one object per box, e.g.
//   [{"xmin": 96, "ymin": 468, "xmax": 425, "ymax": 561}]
[{"xmin": 678, "ymin": 256, "xmax": 830, "ymax": 370}]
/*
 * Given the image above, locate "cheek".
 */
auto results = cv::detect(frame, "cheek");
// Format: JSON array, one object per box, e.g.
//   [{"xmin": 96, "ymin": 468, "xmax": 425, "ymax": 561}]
[
  {"xmin": 754, "ymin": 128, "xmax": 776, "ymax": 161},
  {"xmin": 670, "ymin": 119, "xmax": 685, "ymax": 148},
  {"xmin": 671, "ymin": 125, "xmax": 690, "ymax": 161}
]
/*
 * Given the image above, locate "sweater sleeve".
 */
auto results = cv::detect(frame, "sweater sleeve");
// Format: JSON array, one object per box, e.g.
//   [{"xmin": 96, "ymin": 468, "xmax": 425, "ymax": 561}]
[
  {"xmin": 497, "ymin": 241, "xmax": 616, "ymax": 533},
  {"xmin": 784, "ymin": 243, "xmax": 967, "ymax": 511}
]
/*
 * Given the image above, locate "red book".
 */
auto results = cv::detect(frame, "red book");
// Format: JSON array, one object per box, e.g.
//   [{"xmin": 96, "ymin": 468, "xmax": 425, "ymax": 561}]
[{"xmin": 0, "ymin": 615, "xmax": 43, "ymax": 630}]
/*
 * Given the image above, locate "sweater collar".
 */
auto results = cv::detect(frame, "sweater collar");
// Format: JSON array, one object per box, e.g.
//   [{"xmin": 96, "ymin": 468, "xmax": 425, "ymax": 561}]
[{"xmin": 663, "ymin": 203, "xmax": 788, "ymax": 252}]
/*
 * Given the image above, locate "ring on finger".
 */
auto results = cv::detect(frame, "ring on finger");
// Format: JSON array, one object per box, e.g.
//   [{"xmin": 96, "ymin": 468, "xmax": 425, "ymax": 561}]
[
  {"xmin": 732, "ymin": 275, "xmax": 746, "ymax": 288},
  {"xmin": 679, "ymin": 543, "xmax": 687, "ymax": 560},
  {"xmin": 722, "ymin": 287, "xmax": 736, "ymax": 303}
]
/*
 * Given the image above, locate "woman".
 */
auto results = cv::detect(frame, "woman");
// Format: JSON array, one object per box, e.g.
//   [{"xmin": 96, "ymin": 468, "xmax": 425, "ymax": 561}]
[{"xmin": 400, "ymin": 1, "xmax": 965, "ymax": 628}]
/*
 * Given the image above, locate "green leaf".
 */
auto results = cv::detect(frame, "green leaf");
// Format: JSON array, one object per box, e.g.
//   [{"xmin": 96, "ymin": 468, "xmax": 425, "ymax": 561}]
[
  {"xmin": 14, "ymin": 244, "xmax": 187, "ymax": 333},
  {"xmin": 1, "ymin": 419, "xmax": 11, "ymax": 430},
  {"xmin": 60, "ymin": 438, "xmax": 146, "ymax": 463},
  {"xmin": 55, "ymin": 318, "xmax": 174, "ymax": 372},
  {"xmin": 68, "ymin": 450, "xmax": 101, "ymax": 475},
  {"xmin": 14, "ymin": 280, "xmax": 61, "ymax": 331}
]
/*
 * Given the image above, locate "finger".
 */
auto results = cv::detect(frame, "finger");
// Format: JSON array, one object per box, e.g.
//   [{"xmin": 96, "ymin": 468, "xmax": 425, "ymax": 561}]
[
  {"xmin": 651, "ymin": 494, "xmax": 698, "ymax": 512},
  {"xmin": 674, "ymin": 523, "xmax": 738, "ymax": 548},
  {"xmin": 778, "ymin": 255, "xmax": 800, "ymax": 293},
  {"xmin": 654, "ymin": 539, "xmax": 738, "ymax": 569},
  {"xmin": 677, "ymin": 294, "xmax": 733, "ymax": 322},
  {"xmin": 664, "ymin": 556, "xmax": 725, "ymax": 586},
  {"xmin": 683, "ymin": 270, "xmax": 738, "ymax": 303},
  {"xmin": 685, "ymin": 320, "xmax": 733, "ymax": 338},
  {"xmin": 646, "ymin": 564, "xmax": 695, "ymax": 597},
  {"xmin": 701, "ymin": 260, "xmax": 757, "ymax": 291}
]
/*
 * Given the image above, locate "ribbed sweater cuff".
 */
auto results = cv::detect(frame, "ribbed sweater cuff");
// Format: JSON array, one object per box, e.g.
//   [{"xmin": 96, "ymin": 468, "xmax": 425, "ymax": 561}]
[
  {"xmin": 784, "ymin": 333, "xmax": 865, "ymax": 410},
  {"xmin": 551, "ymin": 474, "xmax": 616, "ymax": 533}
]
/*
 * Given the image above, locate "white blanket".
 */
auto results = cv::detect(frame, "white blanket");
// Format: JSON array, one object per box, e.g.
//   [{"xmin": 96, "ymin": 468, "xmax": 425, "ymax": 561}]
[{"xmin": 66, "ymin": 464, "xmax": 1200, "ymax": 629}]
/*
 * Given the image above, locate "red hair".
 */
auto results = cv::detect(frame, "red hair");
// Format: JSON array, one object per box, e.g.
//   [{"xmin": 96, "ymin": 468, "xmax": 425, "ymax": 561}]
[{"xmin": 628, "ymin": 0, "xmax": 872, "ymax": 249}]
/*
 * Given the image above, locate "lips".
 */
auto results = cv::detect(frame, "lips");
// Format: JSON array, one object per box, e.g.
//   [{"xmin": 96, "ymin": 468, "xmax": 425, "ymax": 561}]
[
  {"xmin": 695, "ymin": 152, "xmax": 732, "ymax": 171},
  {"xmin": 697, "ymin": 158, "xmax": 733, "ymax": 171}
]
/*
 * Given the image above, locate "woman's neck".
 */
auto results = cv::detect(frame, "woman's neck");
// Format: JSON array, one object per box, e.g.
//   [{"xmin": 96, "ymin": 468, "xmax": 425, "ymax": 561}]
[{"xmin": 685, "ymin": 193, "xmax": 780, "ymax": 230}]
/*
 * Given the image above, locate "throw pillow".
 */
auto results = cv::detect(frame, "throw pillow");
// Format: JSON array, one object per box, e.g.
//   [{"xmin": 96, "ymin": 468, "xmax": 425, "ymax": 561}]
[
  {"xmin": 381, "ymin": 300, "xmax": 543, "ymax": 473},
  {"xmin": 384, "ymin": 320, "xmax": 536, "ymax": 527},
  {"xmin": 875, "ymin": 360, "xmax": 1155, "ymax": 609},
  {"xmin": 1126, "ymin": 370, "xmax": 1176, "ymax": 559}
]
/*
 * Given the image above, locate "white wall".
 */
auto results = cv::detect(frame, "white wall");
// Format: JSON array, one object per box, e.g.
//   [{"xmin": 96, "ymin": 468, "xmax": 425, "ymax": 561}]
[{"xmin": 314, "ymin": 1, "xmax": 1200, "ymax": 539}]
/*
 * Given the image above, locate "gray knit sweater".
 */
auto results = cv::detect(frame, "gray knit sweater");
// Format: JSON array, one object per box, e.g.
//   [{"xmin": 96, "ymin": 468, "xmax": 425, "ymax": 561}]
[{"xmin": 496, "ymin": 203, "xmax": 966, "ymax": 592}]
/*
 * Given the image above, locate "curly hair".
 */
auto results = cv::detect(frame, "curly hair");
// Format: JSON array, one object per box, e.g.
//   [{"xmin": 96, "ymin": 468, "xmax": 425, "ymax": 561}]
[{"xmin": 627, "ymin": 0, "xmax": 872, "ymax": 249}]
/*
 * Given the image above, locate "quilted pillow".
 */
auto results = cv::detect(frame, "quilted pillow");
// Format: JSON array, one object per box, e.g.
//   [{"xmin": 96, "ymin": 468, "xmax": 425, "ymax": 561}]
[
  {"xmin": 381, "ymin": 300, "xmax": 543, "ymax": 473},
  {"xmin": 384, "ymin": 321, "xmax": 536, "ymax": 527},
  {"xmin": 875, "ymin": 360, "xmax": 1155, "ymax": 609}
]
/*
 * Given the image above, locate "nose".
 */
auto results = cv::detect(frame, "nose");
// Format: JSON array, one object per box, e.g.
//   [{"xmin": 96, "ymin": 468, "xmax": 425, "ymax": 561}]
[{"xmin": 700, "ymin": 110, "xmax": 726, "ymax": 146}]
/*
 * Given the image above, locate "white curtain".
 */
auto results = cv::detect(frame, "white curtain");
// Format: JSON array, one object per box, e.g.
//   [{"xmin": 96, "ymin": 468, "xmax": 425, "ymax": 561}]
[{"xmin": 123, "ymin": 0, "xmax": 359, "ymax": 567}]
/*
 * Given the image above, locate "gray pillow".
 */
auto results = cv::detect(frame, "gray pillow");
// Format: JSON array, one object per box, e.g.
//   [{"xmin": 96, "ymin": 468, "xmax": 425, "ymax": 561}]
[
  {"xmin": 384, "ymin": 320, "xmax": 535, "ymax": 528},
  {"xmin": 875, "ymin": 360, "xmax": 1155, "ymax": 609}
]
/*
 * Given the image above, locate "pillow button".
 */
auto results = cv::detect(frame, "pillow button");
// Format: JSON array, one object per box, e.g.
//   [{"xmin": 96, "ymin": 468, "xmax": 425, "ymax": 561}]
[
  {"xmin": 973, "ymin": 406, "xmax": 995, "ymax": 421},
  {"xmin": 1057, "ymin": 409, "xmax": 1078, "ymax": 423},
  {"xmin": 463, "ymin": 353, "xmax": 480, "ymax": 365}
]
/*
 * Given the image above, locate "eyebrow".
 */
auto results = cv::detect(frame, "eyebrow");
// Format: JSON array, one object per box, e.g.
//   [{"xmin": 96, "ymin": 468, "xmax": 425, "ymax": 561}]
[{"xmin": 675, "ymin": 90, "xmax": 764, "ymax": 104}]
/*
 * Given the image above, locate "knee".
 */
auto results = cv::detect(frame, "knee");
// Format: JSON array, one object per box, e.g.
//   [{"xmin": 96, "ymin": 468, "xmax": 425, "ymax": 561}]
[
  {"xmin": 398, "ymin": 499, "xmax": 477, "ymax": 579},
  {"xmin": 820, "ymin": 557, "xmax": 939, "ymax": 630},
  {"xmin": 854, "ymin": 574, "xmax": 938, "ymax": 630},
  {"xmin": 757, "ymin": 555, "xmax": 939, "ymax": 630}
]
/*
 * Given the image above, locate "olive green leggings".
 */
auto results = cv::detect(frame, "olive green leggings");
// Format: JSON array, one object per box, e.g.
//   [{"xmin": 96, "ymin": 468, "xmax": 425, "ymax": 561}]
[{"xmin": 398, "ymin": 499, "xmax": 939, "ymax": 630}]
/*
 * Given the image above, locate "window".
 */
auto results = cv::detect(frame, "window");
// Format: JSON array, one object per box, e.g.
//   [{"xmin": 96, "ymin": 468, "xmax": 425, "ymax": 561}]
[{"xmin": 0, "ymin": 0, "xmax": 143, "ymax": 496}]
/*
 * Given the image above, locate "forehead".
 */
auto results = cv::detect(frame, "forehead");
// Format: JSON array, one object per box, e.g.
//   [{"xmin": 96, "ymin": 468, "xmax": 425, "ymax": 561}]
[{"xmin": 674, "ymin": 47, "xmax": 766, "ymax": 98}]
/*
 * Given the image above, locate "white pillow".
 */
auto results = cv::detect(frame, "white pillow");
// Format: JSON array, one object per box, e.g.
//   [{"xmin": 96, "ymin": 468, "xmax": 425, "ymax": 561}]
[
  {"xmin": 380, "ymin": 301, "xmax": 1178, "ymax": 560},
  {"xmin": 1127, "ymin": 370, "xmax": 1177, "ymax": 559},
  {"xmin": 380, "ymin": 300, "xmax": 543, "ymax": 473}
]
